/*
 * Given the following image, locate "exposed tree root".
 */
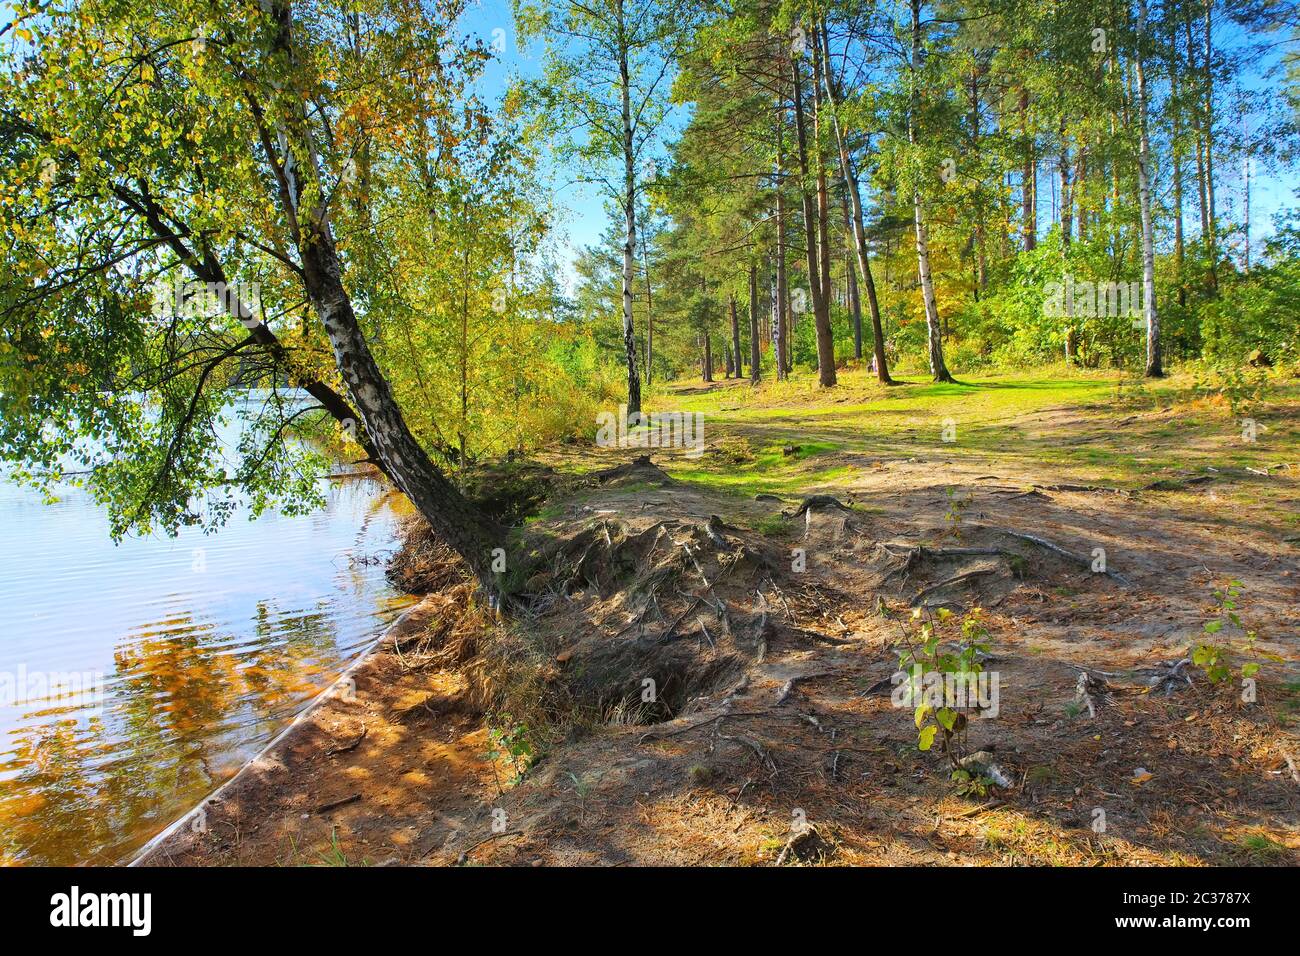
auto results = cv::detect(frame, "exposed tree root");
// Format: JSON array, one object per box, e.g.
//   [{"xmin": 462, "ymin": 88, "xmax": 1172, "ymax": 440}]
[
  {"xmin": 987, "ymin": 527, "xmax": 1133, "ymax": 587},
  {"xmin": 783, "ymin": 494, "xmax": 854, "ymax": 519},
  {"xmin": 911, "ymin": 567, "xmax": 1003, "ymax": 606}
]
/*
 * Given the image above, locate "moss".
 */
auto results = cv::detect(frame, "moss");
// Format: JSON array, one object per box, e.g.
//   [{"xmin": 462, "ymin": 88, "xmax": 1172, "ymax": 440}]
[
  {"xmin": 686, "ymin": 764, "xmax": 714, "ymax": 786},
  {"xmin": 755, "ymin": 514, "xmax": 790, "ymax": 537}
]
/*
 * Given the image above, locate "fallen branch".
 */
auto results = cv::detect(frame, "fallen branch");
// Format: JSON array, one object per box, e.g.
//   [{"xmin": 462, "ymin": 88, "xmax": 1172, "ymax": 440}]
[
  {"xmin": 323, "ymin": 727, "xmax": 367, "ymax": 757},
  {"xmin": 1037, "ymin": 482, "xmax": 1127, "ymax": 495},
  {"xmin": 717, "ymin": 730, "xmax": 776, "ymax": 773},
  {"xmin": 952, "ymin": 800, "xmax": 1004, "ymax": 819},
  {"xmin": 637, "ymin": 708, "xmax": 770, "ymax": 744},
  {"xmin": 313, "ymin": 793, "xmax": 362, "ymax": 814}
]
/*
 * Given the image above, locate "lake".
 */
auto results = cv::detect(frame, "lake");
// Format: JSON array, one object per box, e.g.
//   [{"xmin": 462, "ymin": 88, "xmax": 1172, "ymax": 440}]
[{"xmin": 0, "ymin": 463, "xmax": 415, "ymax": 866}]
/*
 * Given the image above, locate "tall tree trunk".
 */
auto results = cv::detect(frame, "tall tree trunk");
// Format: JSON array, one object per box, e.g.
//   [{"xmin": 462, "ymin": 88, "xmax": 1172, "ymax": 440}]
[
  {"xmin": 1243, "ymin": 122, "xmax": 1251, "ymax": 271},
  {"xmin": 1185, "ymin": 5, "xmax": 1211, "ymax": 277},
  {"xmin": 729, "ymin": 293, "xmax": 742, "ymax": 379},
  {"xmin": 1165, "ymin": 12, "xmax": 1185, "ymax": 306},
  {"xmin": 1076, "ymin": 147, "xmax": 1088, "ymax": 242},
  {"xmin": 774, "ymin": 113, "xmax": 790, "ymax": 380},
  {"xmin": 841, "ymin": 189, "xmax": 863, "ymax": 361},
  {"xmin": 1059, "ymin": 116, "xmax": 1072, "ymax": 248},
  {"xmin": 1202, "ymin": 0, "xmax": 1218, "ymax": 292},
  {"xmin": 642, "ymin": 218, "xmax": 653, "ymax": 385},
  {"xmin": 303, "ymin": 231, "xmax": 503, "ymax": 582},
  {"xmin": 459, "ymin": 228, "xmax": 470, "ymax": 465},
  {"xmin": 1135, "ymin": 0, "xmax": 1161, "ymax": 377},
  {"xmin": 1172, "ymin": 80, "xmax": 1187, "ymax": 305},
  {"xmin": 616, "ymin": 0, "xmax": 642, "ymax": 417},
  {"xmin": 791, "ymin": 52, "xmax": 836, "ymax": 386},
  {"xmin": 1020, "ymin": 88, "xmax": 1036, "ymax": 252},
  {"xmin": 812, "ymin": 29, "xmax": 834, "ymax": 322},
  {"xmin": 818, "ymin": 26, "xmax": 892, "ymax": 383},
  {"xmin": 970, "ymin": 63, "xmax": 988, "ymax": 292},
  {"xmin": 749, "ymin": 262, "xmax": 761, "ymax": 383},
  {"xmin": 702, "ymin": 331, "xmax": 713, "ymax": 382},
  {"xmin": 1186, "ymin": 7, "xmax": 1209, "ymax": 248},
  {"xmin": 270, "ymin": 0, "xmax": 500, "ymax": 585},
  {"xmin": 909, "ymin": 0, "xmax": 953, "ymax": 382},
  {"xmin": 770, "ymin": 253, "xmax": 781, "ymax": 378}
]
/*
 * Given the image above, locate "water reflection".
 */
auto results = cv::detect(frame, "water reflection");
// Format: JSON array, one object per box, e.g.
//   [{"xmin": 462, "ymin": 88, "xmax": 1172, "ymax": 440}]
[{"xmin": 0, "ymin": 475, "xmax": 414, "ymax": 865}]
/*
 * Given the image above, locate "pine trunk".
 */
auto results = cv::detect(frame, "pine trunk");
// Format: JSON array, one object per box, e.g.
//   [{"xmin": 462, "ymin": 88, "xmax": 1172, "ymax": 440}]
[{"xmin": 749, "ymin": 263, "xmax": 761, "ymax": 384}]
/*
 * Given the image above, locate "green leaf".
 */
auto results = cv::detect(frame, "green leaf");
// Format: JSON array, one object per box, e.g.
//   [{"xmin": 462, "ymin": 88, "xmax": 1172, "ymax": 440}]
[{"xmin": 918, "ymin": 726, "xmax": 937, "ymax": 751}]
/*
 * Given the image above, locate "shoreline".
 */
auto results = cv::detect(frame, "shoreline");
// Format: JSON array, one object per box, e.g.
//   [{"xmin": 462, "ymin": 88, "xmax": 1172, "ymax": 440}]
[{"xmin": 131, "ymin": 592, "xmax": 496, "ymax": 867}]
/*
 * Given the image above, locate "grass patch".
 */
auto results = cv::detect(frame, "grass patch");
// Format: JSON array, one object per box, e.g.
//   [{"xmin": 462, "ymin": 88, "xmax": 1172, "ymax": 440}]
[
  {"xmin": 644, "ymin": 367, "xmax": 1299, "ymax": 493},
  {"xmin": 666, "ymin": 438, "xmax": 849, "ymax": 498},
  {"xmin": 1237, "ymin": 833, "xmax": 1289, "ymax": 862}
]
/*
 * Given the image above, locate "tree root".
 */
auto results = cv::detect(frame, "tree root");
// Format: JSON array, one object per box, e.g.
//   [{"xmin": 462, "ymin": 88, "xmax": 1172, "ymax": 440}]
[
  {"xmin": 910, "ymin": 567, "xmax": 1001, "ymax": 605},
  {"xmin": 989, "ymin": 528, "xmax": 1132, "ymax": 587},
  {"xmin": 782, "ymin": 494, "xmax": 854, "ymax": 519},
  {"xmin": 323, "ymin": 727, "xmax": 368, "ymax": 757}
]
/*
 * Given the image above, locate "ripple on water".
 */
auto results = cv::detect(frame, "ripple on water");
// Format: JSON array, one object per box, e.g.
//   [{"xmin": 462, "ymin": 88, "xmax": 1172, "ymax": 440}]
[{"xmin": 0, "ymin": 474, "xmax": 415, "ymax": 865}]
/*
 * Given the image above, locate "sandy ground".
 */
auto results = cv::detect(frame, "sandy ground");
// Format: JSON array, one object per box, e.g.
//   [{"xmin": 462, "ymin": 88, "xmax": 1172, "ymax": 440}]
[
  {"xmin": 136, "ymin": 596, "xmax": 500, "ymax": 866},
  {"xmin": 139, "ymin": 388, "xmax": 1300, "ymax": 867}
]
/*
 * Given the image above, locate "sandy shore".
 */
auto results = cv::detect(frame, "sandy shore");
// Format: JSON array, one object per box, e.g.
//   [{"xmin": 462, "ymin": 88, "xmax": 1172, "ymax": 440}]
[{"xmin": 134, "ymin": 594, "xmax": 498, "ymax": 866}]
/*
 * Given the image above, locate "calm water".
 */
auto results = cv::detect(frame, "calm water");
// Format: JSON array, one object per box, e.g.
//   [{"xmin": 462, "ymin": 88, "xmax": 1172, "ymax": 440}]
[{"xmin": 0, "ymin": 466, "xmax": 415, "ymax": 865}]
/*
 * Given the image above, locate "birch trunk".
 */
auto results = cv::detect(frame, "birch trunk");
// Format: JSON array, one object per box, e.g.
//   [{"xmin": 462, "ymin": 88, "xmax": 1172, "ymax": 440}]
[
  {"xmin": 616, "ymin": 0, "xmax": 643, "ymax": 416},
  {"xmin": 909, "ymin": 0, "xmax": 952, "ymax": 382},
  {"xmin": 270, "ymin": 0, "xmax": 501, "ymax": 585},
  {"xmin": 1135, "ymin": 0, "xmax": 1162, "ymax": 377}
]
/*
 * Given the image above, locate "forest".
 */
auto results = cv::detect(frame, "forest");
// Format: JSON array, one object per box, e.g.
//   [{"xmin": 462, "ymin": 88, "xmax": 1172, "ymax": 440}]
[{"xmin": 0, "ymin": 0, "xmax": 1297, "ymax": 875}]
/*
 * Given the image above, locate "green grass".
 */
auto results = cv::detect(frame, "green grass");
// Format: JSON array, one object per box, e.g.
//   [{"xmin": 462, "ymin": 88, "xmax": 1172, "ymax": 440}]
[
  {"xmin": 669, "ymin": 437, "xmax": 855, "ymax": 499},
  {"xmin": 754, "ymin": 513, "xmax": 792, "ymax": 537},
  {"xmin": 1238, "ymin": 833, "xmax": 1289, "ymax": 862},
  {"xmin": 646, "ymin": 366, "xmax": 1300, "ymax": 494}
]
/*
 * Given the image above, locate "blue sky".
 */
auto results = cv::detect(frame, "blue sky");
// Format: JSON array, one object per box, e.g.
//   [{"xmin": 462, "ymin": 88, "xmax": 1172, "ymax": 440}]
[{"xmin": 458, "ymin": 3, "xmax": 614, "ymax": 289}]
